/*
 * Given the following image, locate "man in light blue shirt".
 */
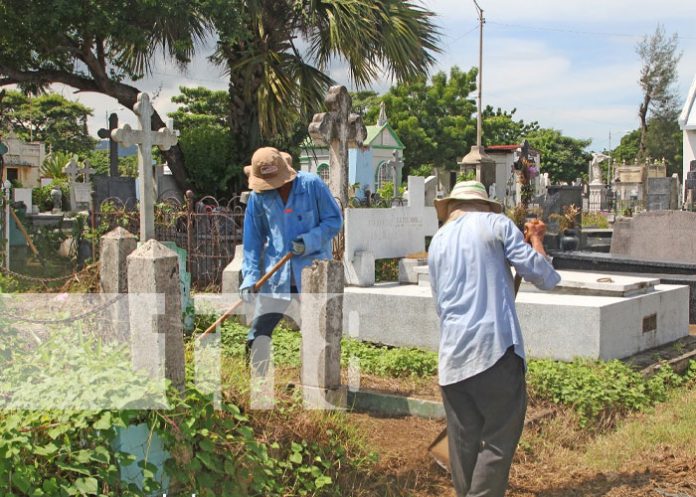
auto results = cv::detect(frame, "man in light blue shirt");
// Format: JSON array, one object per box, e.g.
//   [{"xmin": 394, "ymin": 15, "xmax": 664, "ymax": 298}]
[
  {"xmin": 428, "ymin": 181, "xmax": 560, "ymax": 497},
  {"xmin": 240, "ymin": 147, "xmax": 342, "ymax": 352}
]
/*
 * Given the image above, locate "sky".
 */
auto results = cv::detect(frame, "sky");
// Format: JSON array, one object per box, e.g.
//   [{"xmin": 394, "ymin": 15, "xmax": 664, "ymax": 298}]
[{"xmin": 56, "ymin": 0, "xmax": 696, "ymax": 153}]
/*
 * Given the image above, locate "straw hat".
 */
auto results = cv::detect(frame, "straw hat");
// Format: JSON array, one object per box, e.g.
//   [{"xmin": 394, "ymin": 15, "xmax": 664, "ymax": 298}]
[
  {"xmin": 434, "ymin": 180, "xmax": 502, "ymax": 221},
  {"xmin": 244, "ymin": 147, "xmax": 297, "ymax": 192}
]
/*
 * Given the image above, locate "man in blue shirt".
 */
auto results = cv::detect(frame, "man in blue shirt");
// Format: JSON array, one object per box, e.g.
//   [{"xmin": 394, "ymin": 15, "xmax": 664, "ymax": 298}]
[
  {"xmin": 428, "ymin": 181, "xmax": 560, "ymax": 497},
  {"xmin": 240, "ymin": 147, "xmax": 342, "ymax": 357}
]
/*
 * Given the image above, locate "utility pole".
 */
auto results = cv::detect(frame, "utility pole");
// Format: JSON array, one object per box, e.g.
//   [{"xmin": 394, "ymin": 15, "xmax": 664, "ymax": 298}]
[
  {"xmin": 459, "ymin": 0, "xmax": 495, "ymax": 189},
  {"xmin": 474, "ymin": 0, "xmax": 485, "ymax": 148}
]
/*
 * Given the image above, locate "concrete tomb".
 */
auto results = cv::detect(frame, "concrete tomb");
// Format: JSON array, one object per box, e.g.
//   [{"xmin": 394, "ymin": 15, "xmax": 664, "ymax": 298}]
[
  {"xmin": 343, "ymin": 175, "xmax": 438, "ymax": 286},
  {"xmin": 340, "ymin": 270, "xmax": 688, "ymax": 361}
]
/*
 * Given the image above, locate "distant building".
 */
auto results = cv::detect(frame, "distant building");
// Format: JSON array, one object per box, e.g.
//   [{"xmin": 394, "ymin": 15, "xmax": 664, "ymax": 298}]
[
  {"xmin": 483, "ymin": 144, "xmax": 541, "ymax": 204},
  {"xmin": 300, "ymin": 103, "xmax": 405, "ymax": 196},
  {"xmin": 0, "ymin": 133, "xmax": 46, "ymax": 187},
  {"xmin": 679, "ymin": 73, "xmax": 696, "ymax": 194}
]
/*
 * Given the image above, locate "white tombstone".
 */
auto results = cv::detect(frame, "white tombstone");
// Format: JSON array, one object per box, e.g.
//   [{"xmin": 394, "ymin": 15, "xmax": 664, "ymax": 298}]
[
  {"xmin": 63, "ymin": 156, "xmax": 93, "ymax": 211},
  {"xmin": 111, "ymin": 93, "xmax": 178, "ymax": 241},
  {"xmin": 343, "ymin": 176, "xmax": 438, "ymax": 286}
]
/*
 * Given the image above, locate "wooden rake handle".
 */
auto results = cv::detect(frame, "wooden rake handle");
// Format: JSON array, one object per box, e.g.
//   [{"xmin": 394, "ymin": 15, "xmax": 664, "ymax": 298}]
[{"xmin": 198, "ymin": 252, "xmax": 293, "ymax": 340}]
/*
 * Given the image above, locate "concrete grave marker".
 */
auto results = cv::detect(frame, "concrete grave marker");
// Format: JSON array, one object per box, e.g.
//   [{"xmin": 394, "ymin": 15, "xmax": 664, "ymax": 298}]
[
  {"xmin": 611, "ymin": 211, "xmax": 696, "ymax": 263},
  {"xmin": 308, "ymin": 85, "xmax": 367, "ymax": 208},
  {"xmin": 301, "ymin": 260, "xmax": 346, "ymax": 409},
  {"xmin": 343, "ymin": 176, "xmax": 438, "ymax": 286},
  {"xmin": 112, "ymin": 93, "xmax": 178, "ymax": 241},
  {"xmin": 127, "ymin": 239, "xmax": 185, "ymax": 392}
]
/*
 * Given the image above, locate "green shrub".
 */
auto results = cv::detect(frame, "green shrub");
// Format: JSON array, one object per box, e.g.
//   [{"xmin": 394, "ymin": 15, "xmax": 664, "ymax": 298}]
[
  {"xmin": 218, "ymin": 320, "xmax": 438, "ymax": 378},
  {"xmin": 527, "ymin": 359, "xmax": 687, "ymax": 426},
  {"xmin": 0, "ymin": 323, "xmax": 350, "ymax": 496}
]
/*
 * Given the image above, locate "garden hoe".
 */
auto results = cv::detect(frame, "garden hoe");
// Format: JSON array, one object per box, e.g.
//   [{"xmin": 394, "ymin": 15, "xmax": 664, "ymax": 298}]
[{"xmin": 198, "ymin": 252, "xmax": 293, "ymax": 340}]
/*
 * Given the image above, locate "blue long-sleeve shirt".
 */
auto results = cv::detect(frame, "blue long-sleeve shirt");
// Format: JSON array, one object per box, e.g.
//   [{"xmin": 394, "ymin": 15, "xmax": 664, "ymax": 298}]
[
  {"xmin": 241, "ymin": 171, "xmax": 342, "ymax": 297},
  {"xmin": 428, "ymin": 212, "xmax": 560, "ymax": 386}
]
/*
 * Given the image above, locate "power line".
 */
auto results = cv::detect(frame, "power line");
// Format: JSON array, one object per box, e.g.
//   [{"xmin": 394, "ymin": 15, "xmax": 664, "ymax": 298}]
[
  {"xmin": 444, "ymin": 23, "xmax": 480, "ymax": 48},
  {"xmin": 487, "ymin": 21, "xmax": 696, "ymax": 41}
]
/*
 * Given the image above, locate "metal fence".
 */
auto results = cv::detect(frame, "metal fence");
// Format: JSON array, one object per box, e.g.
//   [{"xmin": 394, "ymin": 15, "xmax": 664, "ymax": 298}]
[{"xmin": 95, "ymin": 192, "xmax": 245, "ymax": 289}]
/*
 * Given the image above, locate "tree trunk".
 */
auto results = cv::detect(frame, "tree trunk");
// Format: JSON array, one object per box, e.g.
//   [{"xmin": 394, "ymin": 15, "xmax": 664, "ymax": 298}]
[
  {"xmin": 638, "ymin": 94, "xmax": 650, "ymax": 161},
  {"xmin": 226, "ymin": 51, "xmax": 264, "ymax": 167}
]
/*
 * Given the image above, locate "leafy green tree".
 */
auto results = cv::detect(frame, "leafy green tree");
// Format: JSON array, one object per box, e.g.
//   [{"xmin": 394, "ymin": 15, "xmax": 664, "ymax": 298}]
[
  {"xmin": 360, "ymin": 66, "xmax": 477, "ymax": 174},
  {"xmin": 612, "ymin": 130, "xmax": 641, "ymax": 164},
  {"xmin": 525, "ymin": 128, "xmax": 592, "ymax": 184},
  {"xmin": 645, "ymin": 111, "xmax": 682, "ymax": 177},
  {"xmin": 177, "ymin": 125, "xmax": 238, "ymax": 196},
  {"xmin": 636, "ymin": 25, "xmax": 682, "ymax": 159},
  {"xmin": 169, "ymin": 86, "xmax": 229, "ymax": 131},
  {"xmin": 0, "ymin": 91, "xmax": 94, "ymax": 154},
  {"xmin": 611, "ymin": 118, "xmax": 682, "ymax": 177},
  {"xmin": 0, "ymin": 0, "xmax": 216, "ymax": 190},
  {"xmin": 482, "ymin": 106, "xmax": 540, "ymax": 146},
  {"xmin": 84, "ymin": 150, "xmax": 138, "ymax": 178},
  {"xmin": 210, "ymin": 0, "xmax": 440, "ymax": 168}
]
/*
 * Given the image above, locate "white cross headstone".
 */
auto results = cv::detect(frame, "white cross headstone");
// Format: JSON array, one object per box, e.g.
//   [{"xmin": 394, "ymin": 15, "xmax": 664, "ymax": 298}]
[
  {"xmin": 385, "ymin": 150, "xmax": 403, "ymax": 204},
  {"xmin": 73, "ymin": 160, "xmax": 95, "ymax": 206},
  {"xmin": 111, "ymin": 93, "xmax": 178, "ymax": 241},
  {"xmin": 63, "ymin": 156, "xmax": 81, "ymax": 210},
  {"xmin": 79, "ymin": 159, "xmax": 96, "ymax": 181},
  {"xmin": 63, "ymin": 156, "xmax": 80, "ymax": 183}
]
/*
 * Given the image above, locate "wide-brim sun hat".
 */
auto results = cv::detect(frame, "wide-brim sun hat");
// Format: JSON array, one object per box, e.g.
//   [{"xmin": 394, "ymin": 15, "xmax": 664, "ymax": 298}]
[
  {"xmin": 245, "ymin": 147, "xmax": 297, "ymax": 192},
  {"xmin": 434, "ymin": 180, "xmax": 502, "ymax": 221}
]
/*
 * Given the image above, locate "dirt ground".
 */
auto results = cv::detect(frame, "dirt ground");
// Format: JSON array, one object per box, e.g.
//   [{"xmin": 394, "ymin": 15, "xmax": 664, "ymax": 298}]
[{"xmin": 349, "ymin": 411, "xmax": 696, "ymax": 497}]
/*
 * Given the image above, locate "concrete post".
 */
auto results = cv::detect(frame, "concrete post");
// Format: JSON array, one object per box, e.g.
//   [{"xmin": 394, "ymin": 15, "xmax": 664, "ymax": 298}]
[
  {"xmin": 100, "ymin": 227, "xmax": 137, "ymax": 293},
  {"xmin": 127, "ymin": 239, "xmax": 185, "ymax": 392},
  {"xmin": 221, "ymin": 244, "xmax": 244, "ymax": 294},
  {"xmin": 100, "ymin": 227, "xmax": 137, "ymax": 340},
  {"xmin": 301, "ymin": 260, "xmax": 346, "ymax": 409},
  {"xmin": 222, "ymin": 244, "xmax": 250, "ymax": 324}
]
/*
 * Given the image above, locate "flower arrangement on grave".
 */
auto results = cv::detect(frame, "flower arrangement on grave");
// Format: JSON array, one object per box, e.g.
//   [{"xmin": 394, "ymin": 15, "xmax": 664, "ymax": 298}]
[
  {"xmin": 514, "ymin": 155, "xmax": 539, "ymax": 209},
  {"xmin": 550, "ymin": 203, "xmax": 580, "ymax": 232},
  {"xmin": 513, "ymin": 140, "xmax": 539, "ymax": 219}
]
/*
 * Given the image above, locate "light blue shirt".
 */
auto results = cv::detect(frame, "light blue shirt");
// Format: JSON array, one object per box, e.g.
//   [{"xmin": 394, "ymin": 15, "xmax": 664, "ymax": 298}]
[
  {"xmin": 428, "ymin": 212, "xmax": 561, "ymax": 386},
  {"xmin": 241, "ymin": 171, "xmax": 342, "ymax": 297}
]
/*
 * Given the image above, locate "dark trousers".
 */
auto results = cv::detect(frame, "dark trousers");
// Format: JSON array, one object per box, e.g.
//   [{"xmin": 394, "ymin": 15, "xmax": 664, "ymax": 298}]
[
  {"xmin": 246, "ymin": 286, "xmax": 298, "ymax": 353},
  {"xmin": 440, "ymin": 347, "xmax": 527, "ymax": 497}
]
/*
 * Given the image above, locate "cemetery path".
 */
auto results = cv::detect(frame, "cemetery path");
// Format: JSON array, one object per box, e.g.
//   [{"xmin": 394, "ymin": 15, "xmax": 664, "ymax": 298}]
[
  {"xmin": 508, "ymin": 454, "xmax": 695, "ymax": 497},
  {"xmin": 349, "ymin": 404, "xmax": 695, "ymax": 497}
]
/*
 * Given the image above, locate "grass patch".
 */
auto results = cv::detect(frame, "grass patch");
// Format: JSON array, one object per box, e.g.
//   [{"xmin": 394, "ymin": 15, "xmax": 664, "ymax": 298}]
[
  {"xmin": 582, "ymin": 381, "xmax": 696, "ymax": 471},
  {"xmin": 209, "ymin": 317, "xmax": 696, "ymax": 428},
  {"xmin": 216, "ymin": 319, "xmax": 438, "ymax": 378}
]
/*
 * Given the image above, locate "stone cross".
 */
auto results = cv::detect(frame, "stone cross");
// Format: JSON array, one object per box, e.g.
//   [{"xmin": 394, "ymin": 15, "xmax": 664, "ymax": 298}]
[
  {"xmin": 97, "ymin": 113, "xmax": 120, "ymax": 177},
  {"xmin": 385, "ymin": 150, "xmax": 403, "ymax": 204},
  {"xmin": 79, "ymin": 159, "xmax": 96, "ymax": 181},
  {"xmin": 112, "ymin": 93, "xmax": 178, "ymax": 241},
  {"xmin": 63, "ymin": 156, "xmax": 80, "ymax": 183},
  {"xmin": 308, "ymin": 86, "xmax": 367, "ymax": 209}
]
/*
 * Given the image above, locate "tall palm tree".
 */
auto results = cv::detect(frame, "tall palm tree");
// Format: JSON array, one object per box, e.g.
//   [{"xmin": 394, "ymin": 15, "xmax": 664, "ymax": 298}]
[{"xmin": 210, "ymin": 0, "xmax": 440, "ymax": 163}]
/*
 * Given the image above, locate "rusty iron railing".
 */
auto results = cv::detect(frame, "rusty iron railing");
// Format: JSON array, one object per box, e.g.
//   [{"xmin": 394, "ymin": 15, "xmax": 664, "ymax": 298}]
[{"xmin": 95, "ymin": 193, "xmax": 245, "ymax": 289}]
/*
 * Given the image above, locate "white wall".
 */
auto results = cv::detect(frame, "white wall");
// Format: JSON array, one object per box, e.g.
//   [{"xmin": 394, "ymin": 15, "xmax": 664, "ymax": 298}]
[{"xmin": 684, "ymin": 130, "xmax": 696, "ymax": 178}]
